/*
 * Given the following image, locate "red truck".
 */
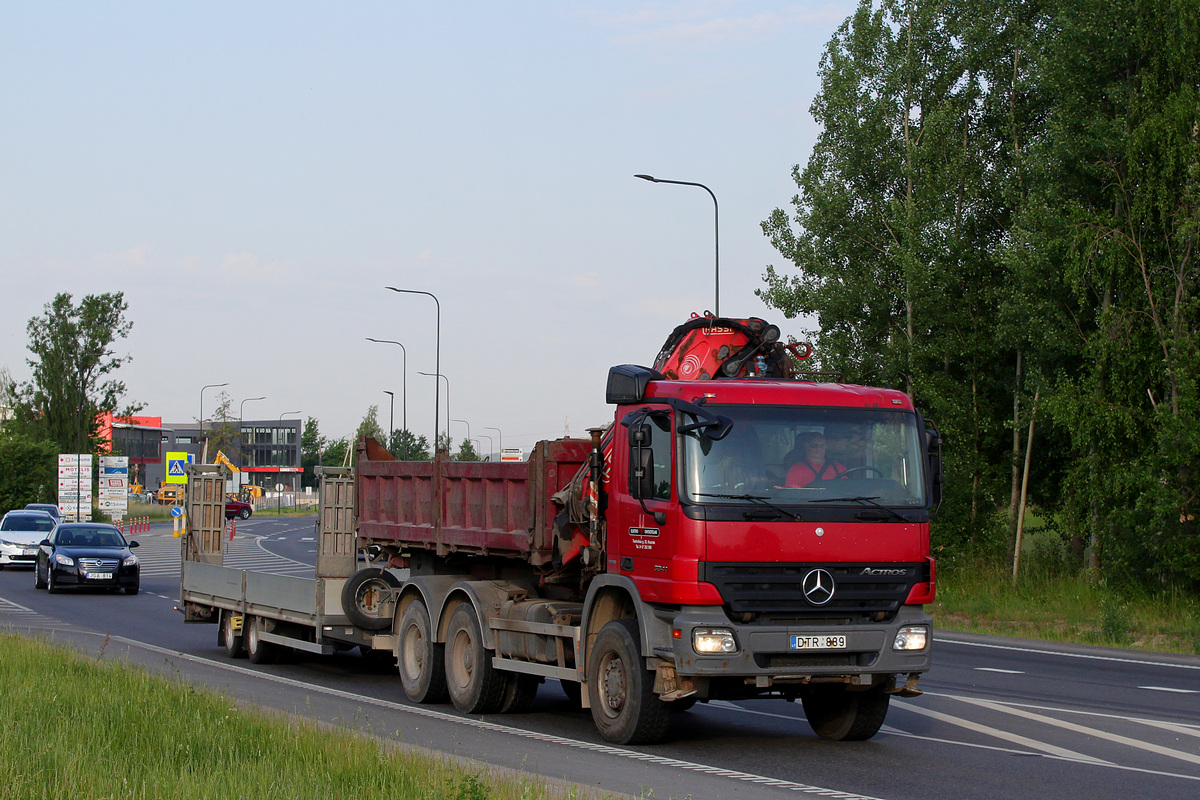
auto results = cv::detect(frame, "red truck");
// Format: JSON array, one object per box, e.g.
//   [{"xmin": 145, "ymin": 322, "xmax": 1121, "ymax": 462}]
[{"xmin": 180, "ymin": 316, "xmax": 941, "ymax": 745}]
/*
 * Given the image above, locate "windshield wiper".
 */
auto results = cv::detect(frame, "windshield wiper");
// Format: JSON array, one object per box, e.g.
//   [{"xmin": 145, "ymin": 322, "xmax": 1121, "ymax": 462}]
[
  {"xmin": 693, "ymin": 493, "xmax": 801, "ymax": 521},
  {"xmin": 808, "ymin": 495, "xmax": 909, "ymax": 522}
]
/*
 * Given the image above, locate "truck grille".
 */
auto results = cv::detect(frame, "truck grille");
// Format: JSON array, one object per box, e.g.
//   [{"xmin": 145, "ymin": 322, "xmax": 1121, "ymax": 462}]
[{"xmin": 701, "ymin": 562, "xmax": 927, "ymax": 623}]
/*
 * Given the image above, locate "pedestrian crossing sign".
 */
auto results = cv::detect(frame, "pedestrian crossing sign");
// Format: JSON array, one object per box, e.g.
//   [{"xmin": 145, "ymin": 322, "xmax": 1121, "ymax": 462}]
[{"xmin": 165, "ymin": 451, "xmax": 193, "ymax": 484}]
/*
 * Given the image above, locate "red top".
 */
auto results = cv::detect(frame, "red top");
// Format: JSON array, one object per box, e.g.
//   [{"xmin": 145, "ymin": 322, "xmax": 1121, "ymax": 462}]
[{"xmin": 785, "ymin": 459, "xmax": 847, "ymax": 487}]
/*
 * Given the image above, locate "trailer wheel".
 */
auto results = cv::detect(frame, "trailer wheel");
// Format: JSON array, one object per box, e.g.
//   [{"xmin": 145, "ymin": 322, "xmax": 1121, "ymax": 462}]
[
  {"xmin": 801, "ymin": 685, "xmax": 889, "ymax": 741},
  {"xmin": 498, "ymin": 674, "xmax": 541, "ymax": 714},
  {"xmin": 222, "ymin": 612, "xmax": 246, "ymax": 658},
  {"xmin": 445, "ymin": 604, "xmax": 507, "ymax": 714},
  {"xmin": 587, "ymin": 619, "xmax": 671, "ymax": 745},
  {"xmin": 246, "ymin": 616, "xmax": 279, "ymax": 665},
  {"xmin": 396, "ymin": 600, "xmax": 448, "ymax": 703},
  {"xmin": 341, "ymin": 568, "xmax": 401, "ymax": 630}
]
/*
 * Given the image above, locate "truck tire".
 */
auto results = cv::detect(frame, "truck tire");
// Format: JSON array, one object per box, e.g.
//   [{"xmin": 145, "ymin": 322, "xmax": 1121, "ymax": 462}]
[
  {"xmin": 587, "ymin": 619, "xmax": 671, "ymax": 745},
  {"xmin": 222, "ymin": 612, "xmax": 245, "ymax": 658},
  {"xmin": 498, "ymin": 674, "xmax": 541, "ymax": 714},
  {"xmin": 246, "ymin": 616, "xmax": 279, "ymax": 665},
  {"xmin": 445, "ymin": 603, "xmax": 507, "ymax": 714},
  {"xmin": 396, "ymin": 600, "xmax": 448, "ymax": 703},
  {"xmin": 801, "ymin": 685, "xmax": 890, "ymax": 741},
  {"xmin": 342, "ymin": 568, "xmax": 401, "ymax": 631}
]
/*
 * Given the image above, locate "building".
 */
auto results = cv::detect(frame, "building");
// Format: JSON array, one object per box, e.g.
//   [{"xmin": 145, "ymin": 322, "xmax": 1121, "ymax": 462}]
[{"xmin": 98, "ymin": 413, "xmax": 302, "ymax": 494}]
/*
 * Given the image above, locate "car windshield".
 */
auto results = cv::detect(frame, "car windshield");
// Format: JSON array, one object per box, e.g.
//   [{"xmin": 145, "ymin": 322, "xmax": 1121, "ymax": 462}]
[
  {"xmin": 680, "ymin": 404, "xmax": 927, "ymax": 508},
  {"xmin": 57, "ymin": 527, "xmax": 126, "ymax": 547},
  {"xmin": 1, "ymin": 515, "xmax": 56, "ymax": 532}
]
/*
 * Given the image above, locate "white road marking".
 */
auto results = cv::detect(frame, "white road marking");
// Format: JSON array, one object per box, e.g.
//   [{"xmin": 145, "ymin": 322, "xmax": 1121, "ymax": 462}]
[
  {"xmin": 955, "ymin": 696, "xmax": 1200, "ymax": 767},
  {"xmin": 935, "ymin": 635, "xmax": 1200, "ymax": 671},
  {"xmin": 1139, "ymin": 686, "xmax": 1199, "ymax": 694},
  {"xmin": 890, "ymin": 701, "xmax": 1111, "ymax": 764},
  {"xmin": 974, "ymin": 667, "xmax": 1024, "ymax": 674}
]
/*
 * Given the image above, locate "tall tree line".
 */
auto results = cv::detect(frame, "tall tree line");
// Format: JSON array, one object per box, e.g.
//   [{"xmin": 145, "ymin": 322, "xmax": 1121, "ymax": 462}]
[{"xmin": 761, "ymin": 0, "xmax": 1199, "ymax": 588}]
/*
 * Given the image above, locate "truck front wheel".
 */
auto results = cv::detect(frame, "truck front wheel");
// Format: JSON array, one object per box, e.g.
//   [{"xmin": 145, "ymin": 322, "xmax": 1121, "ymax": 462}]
[
  {"xmin": 397, "ymin": 600, "xmax": 448, "ymax": 703},
  {"xmin": 445, "ymin": 604, "xmax": 507, "ymax": 714},
  {"xmin": 587, "ymin": 619, "xmax": 671, "ymax": 745},
  {"xmin": 801, "ymin": 685, "xmax": 889, "ymax": 741}
]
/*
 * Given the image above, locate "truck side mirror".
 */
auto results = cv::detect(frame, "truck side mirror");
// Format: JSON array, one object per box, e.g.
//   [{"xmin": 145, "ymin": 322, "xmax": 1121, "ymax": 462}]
[
  {"xmin": 628, "ymin": 423, "xmax": 655, "ymax": 499},
  {"xmin": 925, "ymin": 425, "xmax": 944, "ymax": 516}
]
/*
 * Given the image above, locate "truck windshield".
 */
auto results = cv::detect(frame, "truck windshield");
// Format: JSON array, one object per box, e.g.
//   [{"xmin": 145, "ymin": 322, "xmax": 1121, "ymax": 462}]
[{"xmin": 680, "ymin": 405, "xmax": 927, "ymax": 508}]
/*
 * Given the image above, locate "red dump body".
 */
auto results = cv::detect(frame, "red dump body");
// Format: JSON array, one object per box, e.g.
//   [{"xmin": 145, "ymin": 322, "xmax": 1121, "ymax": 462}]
[{"xmin": 354, "ymin": 437, "xmax": 590, "ymax": 565}]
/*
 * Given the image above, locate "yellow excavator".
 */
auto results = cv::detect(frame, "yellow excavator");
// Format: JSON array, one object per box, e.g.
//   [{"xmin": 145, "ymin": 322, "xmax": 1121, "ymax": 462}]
[{"xmin": 213, "ymin": 450, "xmax": 264, "ymax": 501}]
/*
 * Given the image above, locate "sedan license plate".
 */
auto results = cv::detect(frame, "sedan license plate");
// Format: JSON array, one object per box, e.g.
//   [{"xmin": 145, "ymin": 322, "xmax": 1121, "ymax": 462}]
[
  {"xmin": 85, "ymin": 571, "xmax": 113, "ymax": 580},
  {"xmin": 791, "ymin": 635, "xmax": 847, "ymax": 650},
  {"xmin": 22, "ymin": 548, "xmax": 37, "ymax": 556}
]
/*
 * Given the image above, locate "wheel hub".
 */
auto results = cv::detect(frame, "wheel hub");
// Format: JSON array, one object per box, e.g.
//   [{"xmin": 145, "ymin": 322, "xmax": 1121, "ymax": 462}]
[{"xmin": 602, "ymin": 656, "xmax": 627, "ymax": 711}]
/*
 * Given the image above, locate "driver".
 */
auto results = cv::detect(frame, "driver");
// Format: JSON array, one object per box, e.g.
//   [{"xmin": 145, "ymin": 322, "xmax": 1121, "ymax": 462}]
[{"xmin": 785, "ymin": 432, "xmax": 847, "ymax": 486}]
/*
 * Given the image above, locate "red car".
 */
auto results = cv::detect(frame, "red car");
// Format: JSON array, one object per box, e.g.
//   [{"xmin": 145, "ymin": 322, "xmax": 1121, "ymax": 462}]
[{"xmin": 225, "ymin": 497, "xmax": 253, "ymax": 520}]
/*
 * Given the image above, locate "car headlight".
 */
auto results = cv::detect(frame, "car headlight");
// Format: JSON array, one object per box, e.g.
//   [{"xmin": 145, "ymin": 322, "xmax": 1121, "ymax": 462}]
[
  {"xmin": 0, "ymin": 538, "xmax": 15, "ymax": 547},
  {"xmin": 53, "ymin": 553, "xmax": 75, "ymax": 567},
  {"xmin": 693, "ymin": 627, "xmax": 739, "ymax": 654},
  {"xmin": 122, "ymin": 555, "xmax": 138, "ymax": 566},
  {"xmin": 893, "ymin": 625, "xmax": 928, "ymax": 651}
]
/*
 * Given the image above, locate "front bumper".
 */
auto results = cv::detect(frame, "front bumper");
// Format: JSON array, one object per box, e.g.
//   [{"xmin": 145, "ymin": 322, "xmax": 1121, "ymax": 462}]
[
  {"xmin": 671, "ymin": 604, "xmax": 932, "ymax": 680},
  {"xmin": 50, "ymin": 562, "xmax": 140, "ymax": 589},
  {"xmin": 0, "ymin": 542, "xmax": 40, "ymax": 566}
]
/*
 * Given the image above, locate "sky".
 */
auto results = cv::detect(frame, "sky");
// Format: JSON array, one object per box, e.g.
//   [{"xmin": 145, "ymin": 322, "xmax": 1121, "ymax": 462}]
[{"xmin": 1, "ymin": 1, "xmax": 855, "ymax": 458}]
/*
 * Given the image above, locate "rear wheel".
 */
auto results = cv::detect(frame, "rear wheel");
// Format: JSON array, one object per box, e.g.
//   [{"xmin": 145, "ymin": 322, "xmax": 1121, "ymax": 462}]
[
  {"xmin": 246, "ymin": 616, "xmax": 279, "ymax": 665},
  {"xmin": 222, "ymin": 612, "xmax": 246, "ymax": 658},
  {"xmin": 445, "ymin": 604, "xmax": 506, "ymax": 714},
  {"xmin": 498, "ymin": 674, "xmax": 541, "ymax": 714},
  {"xmin": 587, "ymin": 619, "xmax": 671, "ymax": 744},
  {"xmin": 397, "ymin": 600, "xmax": 448, "ymax": 703},
  {"xmin": 801, "ymin": 685, "xmax": 890, "ymax": 741},
  {"xmin": 341, "ymin": 569, "xmax": 401, "ymax": 630}
]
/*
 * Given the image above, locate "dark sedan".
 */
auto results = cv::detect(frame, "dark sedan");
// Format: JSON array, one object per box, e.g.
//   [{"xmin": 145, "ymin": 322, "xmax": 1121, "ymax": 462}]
[{"xmin": 35, "ymin": 523, "xmax": 140, "ymax": 595}]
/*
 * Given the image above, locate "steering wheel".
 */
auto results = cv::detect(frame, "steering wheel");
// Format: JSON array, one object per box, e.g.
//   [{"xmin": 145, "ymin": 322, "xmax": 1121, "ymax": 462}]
[{"xmin": 838, "ymin": 466, "xmax": 885, "ymax": 478}]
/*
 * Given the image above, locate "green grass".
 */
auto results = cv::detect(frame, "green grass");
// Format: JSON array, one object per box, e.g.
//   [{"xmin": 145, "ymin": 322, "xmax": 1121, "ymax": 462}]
[
  {"xmin": 930, "ymin": 558, "xmax": 1200, "ymax": 655},
  {"xmin": 0, "ymin": 632, "xmax": 609, "ymax": 800}
]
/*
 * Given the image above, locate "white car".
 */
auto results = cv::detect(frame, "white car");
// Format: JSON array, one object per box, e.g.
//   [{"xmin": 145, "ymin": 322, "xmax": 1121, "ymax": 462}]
[{"xmin": 0, "ymin": 510, "xmax": 58, "ymax": 568}]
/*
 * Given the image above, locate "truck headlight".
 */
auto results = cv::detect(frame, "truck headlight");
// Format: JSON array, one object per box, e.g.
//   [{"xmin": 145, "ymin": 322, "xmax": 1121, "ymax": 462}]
[
  {"xmin": 893, "ymin": 625, "xmax": 928, "ymax": 651},
  {"xmin": 693, "ymin": 628, "xmax": 739, "ymax": 654}
]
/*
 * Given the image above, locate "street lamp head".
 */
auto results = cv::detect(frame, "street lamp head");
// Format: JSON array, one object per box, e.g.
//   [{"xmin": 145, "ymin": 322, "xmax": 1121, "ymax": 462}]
[{"xmin": 634, "ymin": 174, "xmax": 659, "ymax": 182}]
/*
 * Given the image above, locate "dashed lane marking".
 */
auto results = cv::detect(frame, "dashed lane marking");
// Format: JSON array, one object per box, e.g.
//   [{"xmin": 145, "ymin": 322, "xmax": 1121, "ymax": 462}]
[
  {"xmin": 974, "ymin": 667, "xmax": 1024, "ymax": 674},
  {"xmin": 1139, "ymin": 686, "xmax": 1199, "ymax": 694}
]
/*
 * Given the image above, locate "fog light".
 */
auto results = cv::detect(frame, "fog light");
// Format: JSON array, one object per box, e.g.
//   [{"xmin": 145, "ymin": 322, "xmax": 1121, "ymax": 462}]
[
  {"xmin": 693, "ymin": 628, "xmax": 738, "ymax": 654},
  {"xmin": 893, "ymin": 625, "xmax": 928, "ymax": 651}
]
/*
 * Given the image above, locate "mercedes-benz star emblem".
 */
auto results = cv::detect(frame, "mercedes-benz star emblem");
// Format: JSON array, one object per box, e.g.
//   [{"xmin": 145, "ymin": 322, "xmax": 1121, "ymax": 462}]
[{"xmin": 802, "ymin": 568, "xmax": 835, "ymax": 606}]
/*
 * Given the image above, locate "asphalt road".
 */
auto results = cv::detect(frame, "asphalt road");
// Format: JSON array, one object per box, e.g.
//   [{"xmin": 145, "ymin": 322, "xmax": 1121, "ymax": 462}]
[{"xmin": 2, "ymin": 514, "xmax": 1198, "ymax": 800}]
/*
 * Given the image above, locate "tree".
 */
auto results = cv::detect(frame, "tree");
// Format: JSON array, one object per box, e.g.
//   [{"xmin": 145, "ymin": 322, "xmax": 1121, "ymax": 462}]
[
  {"xmin": 356, "ymin": 405, "xmax": 386, "ymax": 444},
  {"xmin": 202, "ymin": 392, "xmax": 240, "ymax": 462},
  {"xmin": 322, "ymin": 437, "xmax": 352, "ymax": 469},
  {"xmin": 453, "ymin": 438, "xmax": 479, "ymax": 462},
  {"xmin": 390, "ymin": 428, "xmax": 430, "ymax": 461},
  {"xmin": 0, "ymin": 432, "xmax": 58, "ymax": 514},
  {"xmin": 301, "ymin": 417, "xmax": 326, "ymax": 487},
  {"xmin": 21, "ymin": 292, "xmax": 138, "ymax": 454}
]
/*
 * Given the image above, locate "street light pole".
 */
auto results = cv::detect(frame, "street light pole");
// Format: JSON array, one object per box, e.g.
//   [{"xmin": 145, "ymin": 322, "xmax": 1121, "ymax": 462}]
[
  {"xmin": 635, "ymin": 174, "xmax": 720, "ymax": 317},
  {"xmin": 278, "ymin": 411, "xmax": 301, "ymax": 493},
  {"xmin": 199, "ymin": 382, "xmax": 230, "ymax": 432},
  {"xmin": 383, "ymin": 391, "xmax": 395, "ymax": 455},
  {"xmin": 484, "ymin": 426, "xmax": 502, "ymax": 459},
  {"xmin": 478, "ymin": 433, "xmax": 494, "ymax": 461},
  {"xmin": 237, "ymin": 396, "xmax": 265, "ymax": 471},
  {"xmin": 418, "ymin": 371, "xmax": 449, "ymax": 451},
  {"xmin": 452, "ymin": 418, "xmax": 470, "ymax": 456},
  {"xmin": 385, "ymin": 288, "xmax": 440, "ymax": 451},
  {"xmin": 365, "ymin": 337, "xmax": 408, "ymax": 459}
]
